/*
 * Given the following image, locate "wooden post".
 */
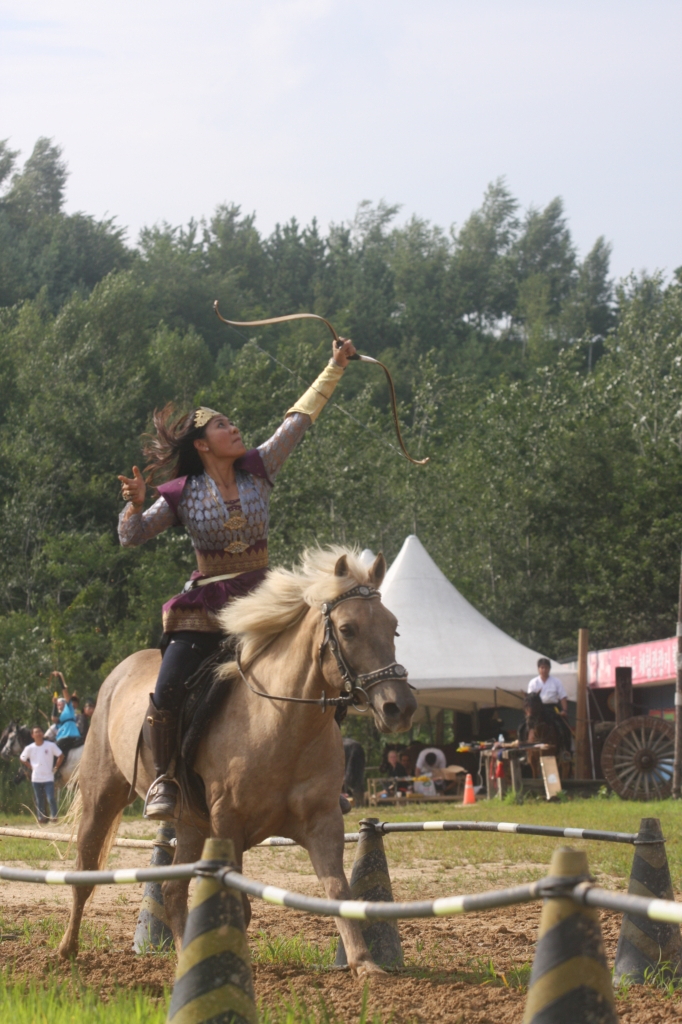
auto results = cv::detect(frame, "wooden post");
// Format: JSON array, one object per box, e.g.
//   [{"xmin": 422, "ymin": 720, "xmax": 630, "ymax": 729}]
[
  {"xmin": 673, "ymin": 548, "xmax": 682, "ymax": 798},
  {"xmin": 575, "ymin": 628, "xmax": 590, "ymax": 779},
  {"xmin": 435, "ymin": 710, "xmax": 445, "ymax": 747},
  {"xmin": 509, "ymin": 754, "xmax": 523, "ymax": 798},
  {"xmin": 615, "ymin": 666, "xmax": 633, "ymax": 725}
]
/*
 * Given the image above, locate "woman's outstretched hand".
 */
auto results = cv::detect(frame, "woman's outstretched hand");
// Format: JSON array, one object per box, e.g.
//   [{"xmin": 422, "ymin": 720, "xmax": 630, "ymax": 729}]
[
  {"xmin": 333, "ymin": 337, "xmax": 356, "ymax": 368},
  {"xmin": 117, "ymin": 466, "xmax": 146, "ymax": 508}
]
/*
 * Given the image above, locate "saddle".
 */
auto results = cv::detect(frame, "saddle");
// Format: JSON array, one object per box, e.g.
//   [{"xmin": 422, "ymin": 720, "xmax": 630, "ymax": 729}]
[
  {"xmin": 136, "ymin": 639, "xmax": 237, "ymax": 821},
  {"xmin": 132, "ymin": 635, "xmax": 348, "ymax": 819}
]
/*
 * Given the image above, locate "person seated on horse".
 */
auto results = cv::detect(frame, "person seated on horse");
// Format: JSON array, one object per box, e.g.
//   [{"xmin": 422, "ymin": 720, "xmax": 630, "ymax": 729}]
[
  {"xmin": 527, "ymin": 658, "xmax": 572, "ymax": 747},
  {"xmin": 117, "ymin": 335, "xmax": 356, "ymax": 820},
  {"xmin": 50, "ymin": 671, "xmax": 85, "ymax": 758}
]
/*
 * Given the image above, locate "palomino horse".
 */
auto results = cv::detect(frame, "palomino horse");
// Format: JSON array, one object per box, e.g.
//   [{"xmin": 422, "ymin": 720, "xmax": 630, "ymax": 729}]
[
  {"xmin": 59, "ymin": 548, "xmax": 417, "ymax": 974},
  {"xmin": 0, "ymin": 721, "xmax": 83, "ymax": 789}
]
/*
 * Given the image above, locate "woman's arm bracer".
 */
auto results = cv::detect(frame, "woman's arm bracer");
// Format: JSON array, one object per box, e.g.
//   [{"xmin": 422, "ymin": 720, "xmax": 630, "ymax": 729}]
[{"xmin": 118, "ymin": 496, "xmax": 178, "ymax": 547}]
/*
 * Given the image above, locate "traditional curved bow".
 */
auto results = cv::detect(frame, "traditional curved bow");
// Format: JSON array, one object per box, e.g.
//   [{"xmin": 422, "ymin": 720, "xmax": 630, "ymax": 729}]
[{"xmin": 213, "ymin": 301, "xmax": 429, "ymax": 466}]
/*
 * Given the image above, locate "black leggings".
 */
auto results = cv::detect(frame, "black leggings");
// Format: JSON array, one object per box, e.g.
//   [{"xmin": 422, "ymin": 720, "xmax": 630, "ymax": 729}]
[
  {"xmin": 154, "ymin": 631, "xmax": 222, "ymax": 713},
  {"xmin": 57, "ymin": 736, "xmax": 84, "ymax": 757}
]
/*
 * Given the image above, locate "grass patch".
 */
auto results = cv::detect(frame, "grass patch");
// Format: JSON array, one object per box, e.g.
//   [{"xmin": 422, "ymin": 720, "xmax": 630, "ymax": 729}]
[
  {"xmin": 615, "ymin": 960, "xmax": 682, "ymax": 999},
  {"xmin": 0, "ymin": 971, "xmax": 167, "ymax": 1023},
  {"xmin": 404, "ymin": 940, "xmax": 532, "ymax": 990},
  {"xmin": 251, "ymin": 931, "xmax": 338, "ymax": 969},
  {"xmin": 0, "ymin": 913, "xmax": 113, "ymax": 952},
  {"xmin": 0, "ymin": 834, "xmax": 73, "ymax": 864},
  {"xmin": 259, "ymin": 984, "xmax": 393, "ymax": 1024}
]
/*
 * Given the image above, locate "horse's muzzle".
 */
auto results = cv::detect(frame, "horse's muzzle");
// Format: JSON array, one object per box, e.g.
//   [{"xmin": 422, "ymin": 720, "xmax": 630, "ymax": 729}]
[{"xmin": 373, "ymin": 686, "xmax": 418, "ymax": 734}]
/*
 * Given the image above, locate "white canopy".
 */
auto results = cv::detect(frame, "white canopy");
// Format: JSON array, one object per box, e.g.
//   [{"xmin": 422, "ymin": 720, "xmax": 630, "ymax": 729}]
[{"xmin": 379, "ymin": 535, "xmax": 576, "ymax": 712}]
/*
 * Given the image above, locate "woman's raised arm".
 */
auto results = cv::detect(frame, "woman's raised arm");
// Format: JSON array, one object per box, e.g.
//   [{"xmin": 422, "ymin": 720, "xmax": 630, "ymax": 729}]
[{"xmin": 258, "ymin": 338, "xmax": 355, "ymax": 481}]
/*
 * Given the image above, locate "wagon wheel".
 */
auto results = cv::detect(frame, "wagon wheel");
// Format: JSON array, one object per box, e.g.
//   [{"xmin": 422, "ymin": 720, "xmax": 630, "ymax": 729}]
[{"xmin": 601, "ymin": 715, "xmax": 675, "ymax": 800}]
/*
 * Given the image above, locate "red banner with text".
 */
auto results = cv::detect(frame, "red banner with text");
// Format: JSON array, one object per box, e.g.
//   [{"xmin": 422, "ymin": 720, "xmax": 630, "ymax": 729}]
[{"xmin": 589, "ymin": 637, "xmax": 677, "ymax": 689}]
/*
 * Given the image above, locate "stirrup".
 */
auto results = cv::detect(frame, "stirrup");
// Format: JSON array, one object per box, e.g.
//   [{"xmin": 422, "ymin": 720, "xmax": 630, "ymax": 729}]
[{"xmin": 143, "ymin": 774, "xmax": 180, "ymax": 821}]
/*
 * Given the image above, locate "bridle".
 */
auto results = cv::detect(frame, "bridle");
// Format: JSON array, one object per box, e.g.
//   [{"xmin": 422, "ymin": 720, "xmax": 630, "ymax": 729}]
[{"xmin": 235, "ymin": 584, "xmax": 410, "ymax": 713}]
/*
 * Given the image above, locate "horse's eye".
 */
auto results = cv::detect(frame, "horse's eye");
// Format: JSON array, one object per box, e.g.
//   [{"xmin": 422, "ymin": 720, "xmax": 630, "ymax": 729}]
[{"xmin": 340, "ymin": 624, "xmax": 354, "ymax": 637}]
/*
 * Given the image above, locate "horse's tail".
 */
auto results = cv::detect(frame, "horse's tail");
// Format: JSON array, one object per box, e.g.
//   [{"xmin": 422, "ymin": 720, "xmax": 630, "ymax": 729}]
[
  {"xmin": 96, "ymin": 809, "xmax": 125, "ymax": 871},
  {"xmin": 59, "ymin": 759, "xmax": 124, "ymax": 870},
  {"xmin": 60, "ymin": 760, "xmax": 82, "ymax": 845}
]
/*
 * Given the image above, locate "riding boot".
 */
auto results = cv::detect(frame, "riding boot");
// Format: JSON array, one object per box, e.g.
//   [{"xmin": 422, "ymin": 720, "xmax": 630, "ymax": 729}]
[{"xmin": 144, "ymin": 696, "xmax": 180, "ymax": 821}]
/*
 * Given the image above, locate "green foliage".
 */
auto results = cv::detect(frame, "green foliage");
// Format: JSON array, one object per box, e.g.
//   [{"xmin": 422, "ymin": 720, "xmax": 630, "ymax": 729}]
[
  {"xmin": 1, "ymin": 135, "xmax": 681, "ymax": 732},
  {"xmin": 0, "ymin": 138, "xmax": 129, "ymax": 310}
]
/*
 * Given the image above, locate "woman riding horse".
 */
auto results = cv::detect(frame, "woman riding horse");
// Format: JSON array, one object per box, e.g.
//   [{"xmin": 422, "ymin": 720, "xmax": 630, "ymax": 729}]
[{"xmin": 117, "ymin": 335, "xmax": 356, "ymax": 820}]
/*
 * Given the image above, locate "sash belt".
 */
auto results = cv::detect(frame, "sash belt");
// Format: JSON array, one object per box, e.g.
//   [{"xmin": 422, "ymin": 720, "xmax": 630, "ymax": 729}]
[{"xmin": 182, "ymin": 571, "xmax": 245, "ymax": 592}]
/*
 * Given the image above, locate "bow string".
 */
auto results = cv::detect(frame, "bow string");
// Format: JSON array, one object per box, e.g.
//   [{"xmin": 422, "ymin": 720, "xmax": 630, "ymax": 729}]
[{"xmin": 213, "ymin": 301, "xmax": 429, "ymax": 466}]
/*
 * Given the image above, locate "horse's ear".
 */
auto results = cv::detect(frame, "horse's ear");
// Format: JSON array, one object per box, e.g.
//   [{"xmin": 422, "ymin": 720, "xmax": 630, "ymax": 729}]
[
  {"xmin": 334, "ymin": 554, "xmax": 349, "ymax": 577},
  {"xmin": 370, "ymin": 552, "xmax": 386, "ymax": 588}
]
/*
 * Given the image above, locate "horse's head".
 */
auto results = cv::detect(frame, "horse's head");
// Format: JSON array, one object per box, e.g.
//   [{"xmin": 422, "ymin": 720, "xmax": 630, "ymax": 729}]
[
  {"xmin": 523, "ymin": 693, "xmax": 543, "ymax": 723},
  {"xmin": 0, "ymin": 721, "xmax": 24, "ymax": 760},
  {"xmin": 322, "ymin": 553, "xmax": 417, "ymax": 734},
  {"xmin": 220, "ymin": 545, "xmax": 418, "ymax": 734}
]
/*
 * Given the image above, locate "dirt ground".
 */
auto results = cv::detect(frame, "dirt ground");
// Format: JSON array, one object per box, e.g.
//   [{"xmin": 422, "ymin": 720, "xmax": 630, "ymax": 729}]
[{"xmin": 1, "ymin": 829, "xmax": 681, "ymax": 1023}]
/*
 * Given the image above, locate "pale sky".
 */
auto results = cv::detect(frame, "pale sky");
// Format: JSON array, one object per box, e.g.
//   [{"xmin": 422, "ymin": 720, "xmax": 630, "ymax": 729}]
[{"xmin": 1, "ymin": 0, "xmax": 680, "ymax": 280}]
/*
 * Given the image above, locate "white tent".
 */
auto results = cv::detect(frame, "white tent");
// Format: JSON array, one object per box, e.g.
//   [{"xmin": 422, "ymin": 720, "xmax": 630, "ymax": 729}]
[{"xmin": 379, "ymin": 535, "xmax": 576, "ymax": 712}]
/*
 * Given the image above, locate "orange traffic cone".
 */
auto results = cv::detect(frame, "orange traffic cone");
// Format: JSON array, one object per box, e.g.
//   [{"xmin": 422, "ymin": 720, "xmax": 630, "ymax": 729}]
[{"xmin": 462, "ymin": 773, "xmax": 476, "ymax": 805}]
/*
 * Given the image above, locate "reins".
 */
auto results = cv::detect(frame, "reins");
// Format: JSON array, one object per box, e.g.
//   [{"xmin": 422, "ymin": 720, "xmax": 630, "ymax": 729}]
[
  {"xmin": 213, "ymin": 303, "xmax": 429, "ymax": 467},
  {"xmin": 235, "ymin": 584, "xmax": 409, "ymax": 714}
]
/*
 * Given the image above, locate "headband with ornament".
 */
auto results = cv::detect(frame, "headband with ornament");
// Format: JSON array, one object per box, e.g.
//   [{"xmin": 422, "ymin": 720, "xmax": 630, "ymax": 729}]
[{"xmin": 194, "ymin": 407, "xmax": 221, "ymax": 429}]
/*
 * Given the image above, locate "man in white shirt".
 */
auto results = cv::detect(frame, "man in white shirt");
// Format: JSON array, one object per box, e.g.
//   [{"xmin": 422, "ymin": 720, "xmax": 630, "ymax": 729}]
[
  {"xmin": 527, "ymin": 658, "xmax": 571, "ymax": 744},
  {"xmin": 415, "ymin": 747, "xmax": 447, "ymax": 773},
  {"xmin": 20, "ymin": 727, "xmax": 63, "ymax": 823}
]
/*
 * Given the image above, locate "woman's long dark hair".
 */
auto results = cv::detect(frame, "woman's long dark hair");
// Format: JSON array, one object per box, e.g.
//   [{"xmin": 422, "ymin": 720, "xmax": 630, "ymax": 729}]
[{"xmin": 142, "ymin": 403, "xmax": 208, "ymax": 484}]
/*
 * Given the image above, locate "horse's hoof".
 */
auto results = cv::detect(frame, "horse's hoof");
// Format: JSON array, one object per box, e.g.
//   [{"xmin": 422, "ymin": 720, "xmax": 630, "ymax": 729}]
[
  {"xmin": 57, "ymin": 940, "xmax": 78, "ymax": 960},
  {"xmin": 353, "ymin": 960, "xmax": 386, "ymax": 978}
]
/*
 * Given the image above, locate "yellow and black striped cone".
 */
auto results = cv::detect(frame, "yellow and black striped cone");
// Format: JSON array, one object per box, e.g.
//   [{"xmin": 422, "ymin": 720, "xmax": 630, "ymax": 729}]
[
  {"xmin": 334, "ymin": 817, "xmax": 403, "ymax": 969},
  {"xmin": 523, "ymin": 847, "xmax": 617, "ymax": 1024},
  {"xmin": 167, "ymin": 838, "xmax": 257, "ymax": 1024},
  {"xmin": 133, "ymin": 824, "xmax": 176, "ymax": 953},
  {"xmin": 613, "ymin": 817, "xmax": 682, "ymax": 984}
]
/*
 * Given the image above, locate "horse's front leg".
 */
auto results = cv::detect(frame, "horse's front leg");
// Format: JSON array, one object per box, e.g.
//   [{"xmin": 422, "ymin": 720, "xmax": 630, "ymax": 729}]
[
  {"xmin": 209, "ymin": 800, "xmax": 251, "ymax": 929},
  {"xmin": 303, "ymin": 810, "xmax": 384, "ymax": 978},
  {"xmin": 164, "ymin": 823, "xmax": 207, "ymax": 950}
]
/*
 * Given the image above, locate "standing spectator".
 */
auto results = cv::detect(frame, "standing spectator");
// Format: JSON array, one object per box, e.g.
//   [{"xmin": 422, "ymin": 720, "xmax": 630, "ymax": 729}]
[
  {"xmin": 50, "ymin": 671, "xmax": 84, "ymax": 757},
  {"xmin": 20, "ymin": 727, "xmax": 63, "ymax": 823}
]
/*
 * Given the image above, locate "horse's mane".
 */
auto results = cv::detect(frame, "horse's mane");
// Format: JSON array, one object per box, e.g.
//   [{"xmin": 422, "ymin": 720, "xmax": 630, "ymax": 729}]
[{"xmin": 219, "ymin": 545, "xmax": 373, "ymax": 665}]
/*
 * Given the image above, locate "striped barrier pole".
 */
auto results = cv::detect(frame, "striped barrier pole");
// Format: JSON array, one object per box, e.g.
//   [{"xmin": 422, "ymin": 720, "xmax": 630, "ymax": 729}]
[
  {"xmin": 167, "ymin": 838, "xmax": 257, "ymax": 1024},
  {"xmin": 133, "ymin": 824, "xmax": 176, "ymax": 954},
  {"xmin": 374, "ymin": 821, "xmax": 639, "ymax": 844},
  {"xmin": 523, "ymin": 848, "xmax": 617, "ymax": 1024},
  {"xmin": 334, "ymin": 817, "xmax": 403, "ymax": 969},
  {"xmin": 0, "ymin": 863, "xmax": 197, "ymax": 885},
  {"xmin": 613, "ymin": 817, "xmax": 682, "ymax": 984}
]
